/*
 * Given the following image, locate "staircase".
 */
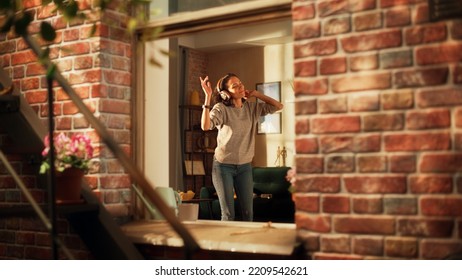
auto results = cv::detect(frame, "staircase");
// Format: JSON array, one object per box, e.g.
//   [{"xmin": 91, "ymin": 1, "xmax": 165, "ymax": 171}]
[{"xmin": 0, "ymin": 69, "xmax": 143, "ymax": 260}]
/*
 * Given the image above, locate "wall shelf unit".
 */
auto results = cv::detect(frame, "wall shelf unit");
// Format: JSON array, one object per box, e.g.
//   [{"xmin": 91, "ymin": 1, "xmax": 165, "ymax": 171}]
[{"xmin": 180, "ymin": 105, "xmax": 217, "ymax": 195}]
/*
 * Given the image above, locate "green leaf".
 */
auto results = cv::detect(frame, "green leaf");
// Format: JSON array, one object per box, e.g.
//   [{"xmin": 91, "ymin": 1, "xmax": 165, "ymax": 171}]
[
  {"xmin": 132, "ymin": 0, "xmax": 152, "ymax": 3},
  {"xmin": 39, "ymin": 161, "xmax": 50, "ymax": 174},
  {"xmin": 151, "ymin": 26, "xmax": 163, "ymax": 37},
  {"xmin": 63, "ymin": 0, "xmax": 78, "ymax": 20},
  {"xmin": 149, "ymin": 57, "xmax": 162, "ymax": 68},
  {"xmin": 14, "ymin": 11, "xmax": 33, "ymax": 36},
  {"xmin": 89, "ymin": 23, "xmax": 97, "ymax": 37},
  {"xmin": 77, "ymin": 13, "xmax": 87, "ymax": 20},
  {"xmin": 127, "ymin": 18, "xmax": 138, "ymax": 34},
  {"xmin": 150, "ymin": 8, "xmax": 162, "ymax": 17},
  {"xmin": 42, "ymin": 0, "xmax": 53, "ymax": 5},
  {"xmin": 98, "ymin": 0, "xmax": 106, "ymax": 10},
  {"xmin": 0, "ymin": 0, "xmax": 15, "ymax": 10},
  {"xmin": 159, "ymin": 49, "xmax": 173, "ymax": 56},
  {"xmin": 0, "ymin": 15, "xmax": 14, "ymax": 32},
  {"xmin": 40, "ymin": 21, "xmax": 56, "ymax": 42}
]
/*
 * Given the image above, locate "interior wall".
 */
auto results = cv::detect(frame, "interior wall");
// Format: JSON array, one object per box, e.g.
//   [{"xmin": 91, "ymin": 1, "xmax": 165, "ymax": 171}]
[
  {"xmin": 206, "ymin": 47, "xmax": 265, "ymax": 95},
  {"xmin": 293, "ymin": 0, "xmax": 462, "ymax": 260},
  {"xmin": 256, "ymin": 43, "xmax": 295, "ymax": 167},
  {"xmin": 144, "ymin": 38, "xmax": 170, "ymax": 188},
  {"xmin": 185, "ymin": 48, "xmax": 208, "ymax": 105}
]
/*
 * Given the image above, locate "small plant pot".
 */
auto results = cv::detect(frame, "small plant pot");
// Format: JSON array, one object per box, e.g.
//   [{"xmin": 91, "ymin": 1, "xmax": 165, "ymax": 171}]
[{"xmin": 55, "ymin": 167, "xmax": 84, "ymax": 204}]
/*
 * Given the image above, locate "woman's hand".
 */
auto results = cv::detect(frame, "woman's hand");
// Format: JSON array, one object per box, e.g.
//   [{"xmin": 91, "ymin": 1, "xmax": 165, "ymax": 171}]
[
  {"xmin": 200, "ymin": 76, "xmax": 213, "ymax": 97},
  {"xmin": 245, "ymin": 90, "xmax": 257, "ymax": 99},
  {"xmin": 200, "ymin": 76, "xmax": 213, "ymax": 131}
]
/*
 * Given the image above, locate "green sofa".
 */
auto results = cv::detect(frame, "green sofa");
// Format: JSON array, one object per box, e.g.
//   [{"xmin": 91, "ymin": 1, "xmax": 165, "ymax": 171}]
[
  {"xmin": 253, "ymin": 166, "xmax": 294, "ymax": 223},
  {"xmin": 199, "ymin": 166, "xmax": 294, "ymax": 223}
]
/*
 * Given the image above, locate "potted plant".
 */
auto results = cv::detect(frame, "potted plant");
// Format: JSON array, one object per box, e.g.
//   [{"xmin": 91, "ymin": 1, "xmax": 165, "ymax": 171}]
[{"xmin": 40, "ymin": 132, "xmax": 94, "ymax": 203}]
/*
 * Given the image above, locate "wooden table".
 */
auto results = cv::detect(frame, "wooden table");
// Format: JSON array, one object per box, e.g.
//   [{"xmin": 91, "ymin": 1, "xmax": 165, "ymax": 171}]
[{"xmin": 121, "ymin": 219, "xmax": 298, "ymax": 258}]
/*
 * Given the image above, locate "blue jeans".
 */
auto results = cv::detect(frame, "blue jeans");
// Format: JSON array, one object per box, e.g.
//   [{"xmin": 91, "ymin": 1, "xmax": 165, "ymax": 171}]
[{"xmin": 212, "ymin": 160, "xmax": 253, "ymax": 221}]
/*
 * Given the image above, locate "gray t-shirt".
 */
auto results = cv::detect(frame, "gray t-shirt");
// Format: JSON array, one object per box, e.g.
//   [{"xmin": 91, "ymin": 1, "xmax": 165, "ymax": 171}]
[{"xmin": 208, "ymin": 101, "xmax": 278, "ymax": 164}]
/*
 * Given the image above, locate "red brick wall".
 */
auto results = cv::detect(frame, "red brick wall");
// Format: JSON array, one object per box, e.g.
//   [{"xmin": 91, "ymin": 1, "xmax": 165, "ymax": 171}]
[
  {"xmin": 0, "ymin": 0, "xmax": 132, "ymax": 259},
  {"xmin": 293, "ymin": 0, "xmax": 462, "ymax": 259},
  {"xmin": 186, "ymin": 48, "xmax": 208, "ymax": 101}
]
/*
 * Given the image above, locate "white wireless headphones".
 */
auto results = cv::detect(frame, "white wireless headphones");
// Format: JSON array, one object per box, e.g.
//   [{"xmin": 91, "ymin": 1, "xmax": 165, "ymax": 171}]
[
  {"xmin": 217, "ymin": 74, "xmax": 232, "ymax": 101},
  {"xmin": 219, "ymin": 89, "xmax": 230, "ymax": 100}
]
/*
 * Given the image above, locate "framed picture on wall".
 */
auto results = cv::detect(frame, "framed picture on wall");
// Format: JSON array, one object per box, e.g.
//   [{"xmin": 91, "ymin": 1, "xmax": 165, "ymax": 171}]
[{"xmin": 256, "ymin": 81, "xmax": 282, "ymax": 134}]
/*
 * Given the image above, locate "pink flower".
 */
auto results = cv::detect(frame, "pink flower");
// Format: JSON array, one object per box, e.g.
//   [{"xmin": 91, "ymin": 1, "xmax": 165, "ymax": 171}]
[
  {"xmin": 40, "ymin": 132, "xmax": 94, "ymax": 174},
  {"xmin": 71, "ymin": 134, "xmax": 93, "ymax": 159},
  {"xmin": 41, "ymin": 135, "xmax": 50, "ymax": 157}
]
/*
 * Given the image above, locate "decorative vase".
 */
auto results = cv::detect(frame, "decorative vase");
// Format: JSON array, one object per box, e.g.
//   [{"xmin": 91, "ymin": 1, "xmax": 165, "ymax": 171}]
[
  {"xmin": 55, "ymin": 167, "xmax": 84, "ymax": 204},
  {"xmin": 189, "ymin": 90, "xmax": 201, "ymax": 105}
]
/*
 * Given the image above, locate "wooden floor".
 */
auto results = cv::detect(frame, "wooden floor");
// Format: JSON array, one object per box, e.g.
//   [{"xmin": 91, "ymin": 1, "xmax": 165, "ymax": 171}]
[{"xmin": 121, "ymin": 219, "xmax": 306, "ymax": 260}]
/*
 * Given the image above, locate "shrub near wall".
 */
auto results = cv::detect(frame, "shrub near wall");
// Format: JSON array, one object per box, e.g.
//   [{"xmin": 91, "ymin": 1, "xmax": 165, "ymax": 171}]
[
  {"xmin": 292, "ymin": 0, "xmax": 462, "ymax": 259},
  {"xmin": 0, "ymin": 0, "xmax": 133, "ymax": 259}
]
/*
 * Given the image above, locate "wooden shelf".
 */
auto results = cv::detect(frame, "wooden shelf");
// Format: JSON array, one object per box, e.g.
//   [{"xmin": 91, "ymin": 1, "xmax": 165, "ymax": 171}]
[{"xmin": 180, "ymin": 105, "xmax": 217, "ymax": 194}]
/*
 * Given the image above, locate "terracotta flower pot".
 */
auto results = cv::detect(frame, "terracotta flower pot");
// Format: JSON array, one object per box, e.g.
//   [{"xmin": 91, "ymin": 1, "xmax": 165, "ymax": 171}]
[{"xmin": 55, "ymin": 167, "xmax": 84, "ymax": 204}]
